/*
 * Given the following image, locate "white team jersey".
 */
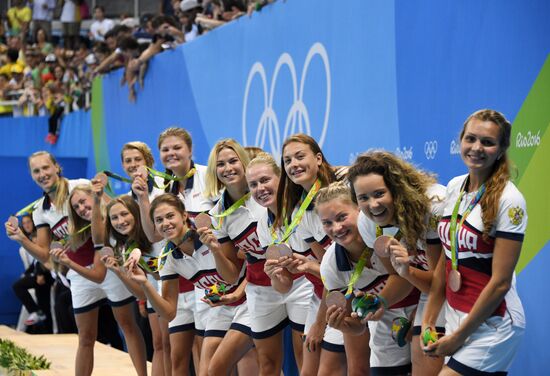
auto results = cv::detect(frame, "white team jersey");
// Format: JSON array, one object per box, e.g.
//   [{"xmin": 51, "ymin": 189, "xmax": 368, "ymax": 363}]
[
  {"xmin": 438, "ymin": 174, "xmax": 526, "ymax": 326},
  {"xmin": 168, "ymin": 163, "xmax": 214, "ymax": 221},
  {"xmin": 320, "ymin": 242, "xmax": 387, "ymax": 295},
  {"xmin": 357, "ymin": 183, "xmax": 447, "ymax": 272},
  {"xmin": 252, "ymin": 209, "xmax": 313, "ymax": 286},
  {"xmin": 159, "ymin": 237, "xmax": 246, "ymax": 307},
  {"xmin": 210, "ymin": 189, "xmax": 265, "ymax": 285},
  {"xmin": 32, "ymin": 178, "xmax": 90, "ymax": 241},
  {"xmin": 295, "ymin": 203, "xmax": 332, "ymax": 249}
]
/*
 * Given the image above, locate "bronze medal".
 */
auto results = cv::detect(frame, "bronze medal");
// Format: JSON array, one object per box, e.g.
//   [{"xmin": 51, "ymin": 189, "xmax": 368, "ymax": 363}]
[
  {"xmin": 8, "ymin": 215, "xmax": 19, "ymax": 228},
  {"xmin": 94, "ymin": 172, "xmax": 108, "ymax": 187},
  {"xmin": 325, "ymin": 291, "xmax": 347, "ymax": 309},
  {"xmin": 194, "ymin": 212, "xmax": 212, "ymax": 229},
  {"xmin": 373, "ymin": 235, "xmax": 392, "ymax": 258},
  {"xmin": 50, "ymin": 241, "xmax": 64, "ymax": 251},
  {"xmin": 448, "ymin": 269, "xmax": 462, "ymax": 292},
  {"xmin": 265, "ymin": 243, "xmax": 293, "ymax": 260},
  {"xmin": 99, "ymin": 246, "xmax": 114, "ymax": 258}
]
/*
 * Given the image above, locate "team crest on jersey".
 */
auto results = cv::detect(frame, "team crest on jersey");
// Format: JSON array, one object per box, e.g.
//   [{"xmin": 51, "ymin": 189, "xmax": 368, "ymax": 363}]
[
  {"xmin": 429, "ymin": 214, "xmax": 441, "ymax": 231},
  {"xmin": 508, "ymin": 206, "xmax": 524, "ymax": 226}
]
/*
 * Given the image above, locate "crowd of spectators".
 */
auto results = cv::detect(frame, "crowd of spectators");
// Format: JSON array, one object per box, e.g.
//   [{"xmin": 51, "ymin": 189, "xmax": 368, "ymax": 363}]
[{"xmin": 0, "ymin": 0, "xmax": 274, "ymax": 143}]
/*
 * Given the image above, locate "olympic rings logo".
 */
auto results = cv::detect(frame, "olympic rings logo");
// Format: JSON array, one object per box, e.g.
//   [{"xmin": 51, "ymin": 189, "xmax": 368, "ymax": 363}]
[
  {"xmin": 424, "ymin": 141, "xmax": 438, "ymax": 160},
  {"xmin": 242, "ymin": 42, "xmax": 331, "ymax": 158}
]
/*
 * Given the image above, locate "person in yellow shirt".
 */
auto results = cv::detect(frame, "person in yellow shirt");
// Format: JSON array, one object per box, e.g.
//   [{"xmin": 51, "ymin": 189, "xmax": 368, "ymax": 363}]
[{"xmin": 7, "ymin": 0, "xmax": 32, "ymax": 36}]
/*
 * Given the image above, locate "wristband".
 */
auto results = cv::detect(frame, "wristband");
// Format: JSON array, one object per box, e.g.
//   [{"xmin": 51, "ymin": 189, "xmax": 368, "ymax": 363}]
[
  {"xmin": 138, "ymin": 300, "xmax": 146, "ymax": 306},
  {"xmin": 378, "ymin": 295, "xmax": 388, "ymax": 309}
]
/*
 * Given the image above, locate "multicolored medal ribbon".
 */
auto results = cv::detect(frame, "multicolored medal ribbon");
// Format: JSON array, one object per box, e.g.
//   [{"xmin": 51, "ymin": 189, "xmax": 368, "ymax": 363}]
[
  {"xmin": 14, "ymin": 198, "xmax": 42, "ymax": 216},
  {"xmin": 344, "ymin": 247, "xmax": 371, "ymax": 299},
  {"xmin": 141, "ymin": 230, "xmax": 195, "ymax": 272},
  {"xmin": 272, "ymin": 179, "xmax": 321, "ymax": 245},
  {"xmin": 143, "ymin": 166, "xmax": 196, "ymax": 190},
  {"xmin": 212, "ymin": 192, "xmax": 251, "ymax": 230},
  {"xmin": 448, "ymin": 179, "xmax": 485, "ymax": 292}
]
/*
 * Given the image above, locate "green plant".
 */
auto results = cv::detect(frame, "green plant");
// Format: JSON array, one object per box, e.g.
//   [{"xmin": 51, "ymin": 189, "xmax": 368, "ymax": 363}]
[{"xmin": 0, "ymin": 338, "xmax": 51, "ymax": 371}]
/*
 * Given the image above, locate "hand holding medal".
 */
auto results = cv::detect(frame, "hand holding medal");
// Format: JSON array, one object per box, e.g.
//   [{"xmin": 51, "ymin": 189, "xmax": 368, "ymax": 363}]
[
  {"xmin": 194, "ymin": 212, "xmax": 212, "ymax": 230},
  {"xmin": 265, "ymin": 243, "xmax": 293, "ymax": 261},
  {"xmin": 373, "ymin": 235, "xmax": 392, "ymax": 258}
]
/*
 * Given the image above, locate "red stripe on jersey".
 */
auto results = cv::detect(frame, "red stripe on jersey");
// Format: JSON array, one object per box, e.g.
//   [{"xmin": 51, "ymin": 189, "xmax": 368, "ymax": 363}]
[
  {"xmin": 438, "ymin": 217, "xmax": 495, "ymax": 255},
  {"xmin": 391, "ymin": 287, "xmax": 420, "ymax": 309},
  {"xmin": 178, "ymin": 276, "xmax": 194, "ymax": 293},
  {"xmin": 51, "ymin": 217, "xmax": 69, "ymax": 241},
  {"xmin": 306, "ymin": 274, "xmax": 324, "ymax": 299},
  {"xmin": 233, "ymin": 223, "xmax": 263, "ymax": 256},
  {"xmin": 246, "ymin": 259, "xmax": 271, "ymax": 286},
  {"xmin": 445, "ymin": 260, "xmax": 506, "ymax": 316},
  {"xmin": 66, "ymin": 237, "xmax": 95, "ymax": 267}
]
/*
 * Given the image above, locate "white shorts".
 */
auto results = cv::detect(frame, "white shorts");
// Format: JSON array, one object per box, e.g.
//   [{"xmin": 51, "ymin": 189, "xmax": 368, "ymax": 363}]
[
  {"xmin": 368, "ymin": 305, "xmax": 416, "ymax": 372},
  {"xmin": 194, "ymin": 287, "xmax": 210, "ymax": 335},
  {"xmin": 444, "ymin": 301, "xmax": 525, "ymax": 374},
  {"xmin": 68, "ymin": 268, "xmax": 134, "ymax": 314},
  {"xmin": 204, "ymin": 302, "xmax": 251, "ymax": 338},
  {"xmin": 169, "ymin": 290, "xmax": 196, "ymax": 334},
  {"xmin": 246, "ymin": 276, "xmax": 313, "ymax": 338},
  {"xmin": 304, "ymin": 294, "xmax": 345, "ymax": 352},
  {"xmin": 413, "ymin": 292, "xmax": 446, "ymax": 335}
]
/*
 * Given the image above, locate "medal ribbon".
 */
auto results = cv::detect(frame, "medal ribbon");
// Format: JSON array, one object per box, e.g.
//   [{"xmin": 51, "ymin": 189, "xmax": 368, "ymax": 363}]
[
  {"xmin": 212, "ymin": 192, "xmax": 251, "ymax": 230},
  {"xmin": 15, "ymin": 198, "xmax": 42, "ymax": 216},
  {"xmin": 449, "ymin": 180, "xmax": 486, "ymax": 271},
  {"xmin": 146, "ymin": 166, "xmax": 196, "ymax": 190},
  {"xmin": 273, "ymin": 179, "xmax": 321, "ymax": 245},
  {"xmin": 375, "ymin": 226, "xmax": 402, "ymax": 241},
  {"xmin": 142, "ymin": 230, "xmax": 195, "ymax": 272},
  {"xmin": 345, "ymin": 247, "xmax": 371, "ymax": 299},
  {"xmin": 103, "ymin": 170, "xmax": 133, "ymax": 184}
]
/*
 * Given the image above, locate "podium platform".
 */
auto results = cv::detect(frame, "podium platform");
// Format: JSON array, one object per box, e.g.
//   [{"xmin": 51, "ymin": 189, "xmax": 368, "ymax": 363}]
[{"xmin": 0, "ymin": 325, "xmax": 151, "ymax": 375}]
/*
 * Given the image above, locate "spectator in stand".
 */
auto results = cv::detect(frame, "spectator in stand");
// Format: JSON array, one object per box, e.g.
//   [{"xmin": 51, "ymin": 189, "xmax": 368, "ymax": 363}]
[
  {"xmin": 0, "ymin": 48, "xmax": 26, "ymax": 78},
  {"xmin": 33, "ymin": 28, "xmax": 53, "ymax": 55},
  {"xmin": 0, "ymin": 73, "xmax": 13, "ymax": 117},
  {"xmin": 89, "ymin": 6, "xmax": 115, "ymax": 42},
  {"xmin": 60, "ymin": 0, "xmax": 82, "ymax": 50},
  {"xmin": 31, "ymin": 0, "xmax": 56, "ymax": 42},
  {"xmin": 7, "ymin": 0, "xmax": 32, "ymax": 37},
  {"xmin": 12, "ymin": 214, "xmax": 55, "ymax": 332},
  {"xmin": 179, "ymin": 0, "xmax": 202, "ymax": 42}
]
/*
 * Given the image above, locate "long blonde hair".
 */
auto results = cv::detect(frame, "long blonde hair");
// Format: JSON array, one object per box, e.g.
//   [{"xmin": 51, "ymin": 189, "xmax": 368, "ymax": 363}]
[
  {"xmin": 67, "ymin": 184, "xmax": 94, "ymax": 249},
  {"xmin": 204, "ymin": 139, "xmax": 250, "ymax": 199},
  {"xmin": 460, "ymin": 109, "xmax": 513, "ymax": 239},
  {"xmin": 28, "ymin": 151, "xmax": 69, "ymax": 211}
]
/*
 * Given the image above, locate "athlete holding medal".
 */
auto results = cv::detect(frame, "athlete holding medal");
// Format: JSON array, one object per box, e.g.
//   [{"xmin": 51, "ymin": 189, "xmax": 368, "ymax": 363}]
[
  {"xmin": 245, "ymin": 152, "xmax": 314, "ymax": 374},
  {"xmin": 317, "ymin": 182, "xmax": 418, "ymax": 376},
  {"xmin": 197, "ymin": 139, "xmax": 261, "ymax": 375},
  {"xmin": 273, "ymin": 134, "xmax": 344, "ymax": 376},
  {"xmin": 118, "ymin": 141, "xmax": 170, "ymax": 376},
  {"xmin": 51, "ymin": 183, "xmax": 147, "ymax": 376},
  {"xmin": 422, "ymin": 110, "xmax": 527, "ymax": 375},
  {"xmin": 348, "ymin": 150, "xmax": 447, "ymax": 375}
]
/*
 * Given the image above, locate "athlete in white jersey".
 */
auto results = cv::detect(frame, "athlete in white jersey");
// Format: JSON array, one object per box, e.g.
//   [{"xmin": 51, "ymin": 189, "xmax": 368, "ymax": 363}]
[
  {"xmin": 53, "ymin": 183, "xmax": 147, "ymax": 376},
  {"xmin": 197, "ymin": 139, "xmax": 260, "ymax": 375},
  {"xmin": 245, "ymin": 152, "xmax": 313, "ymax": 374},
  {"xmin": 423, "ymin": 110, "xmax": 526, "ymax": 375},
  {"xmin": 317, "ymin": 183, "xmax": 422, "ymax": 375},
  {"xmin": 115, "ymin": 141, "xmax": 171, "ymax": 376},
  {"xmin": 348, "ymin": 150, "xmax": 448, "ymax": 375},
  {"xmin": 274, "ymin": 134, "xmax": 344, "ymax": 376}
]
